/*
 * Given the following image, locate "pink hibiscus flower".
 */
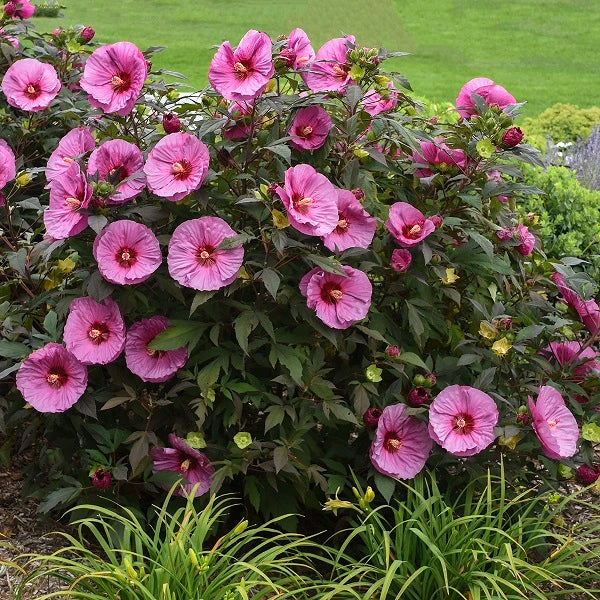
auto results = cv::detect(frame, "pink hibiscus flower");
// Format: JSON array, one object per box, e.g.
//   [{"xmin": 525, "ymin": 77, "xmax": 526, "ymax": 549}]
[
  {"xmin": 391, "ymin": 248, "xmax": 412, "ymax": 272},
  {"xmin": 44, "ymin": 163, "xmax": 92, "ymax": 239},
  {"xmin": 516, "ymin": 223, "xmax": 535, "ymax": 256},
  {"xmin": 370, "ymin": 403, "xmax": 432, "ymax": 479},
  {"xmin": 87, "ymin": 139, "xmax": 146, "ymax": 204},
  {"xmin": 362, "ymin": 82, "xmax": 398, "ymax": 116},
  {"xmin": 456, "ymin": 77, "xmax": 516, "ymax": 119},
  {"xmin": 151, "ymin": 433, "xmax": 214, "ymax": 497},
  {"xmin": 93, "ymin": 220, "xmax": 162, "ymax": 285},
  {"xmin": 208, "ymin": 29, "xmax": 274, "ymax": 102},
  {"xmin": 16, "ymin": 343, "xmax": 87, "ymax": 413},
  {"xmin": 80, "ymin": 42, "xmax": 148, "ymax": 116},
  {"xmin": 144, "ymin": 133, "xmax": 209, "ymax": 202},
  {"xmin": 275, "ymin": 164, "xmax": 338, "ymax": 236},
  {"xmin": 386, "ymin": 202, "xmax": 435, "ymax": 248},
  {"xmin": 305, "ymin": 36, "xmax": 355, "ymax": 93},
  {"xmin": 542, "ymin": 341, "xmax": 599, "ymax": 381},
  {"xmin": 63, "ymin": 296, "xmax": 126, "ymax": 365},
  {"xmin": 223, "ymin": 101, "xmax": 254, "ymax": 140},
  {"xmin": 125, "ymin": 316, "xmax": 188, "ymax": 383},
  {"xmin": 0, "ymin": 139, "xmax": 16, "ymax": 189},
  {"xmin": 46, "ymin": 128, "xmax": 95, "ymax": 183},
  {"xmin": 529, "ymin": 386, "xmax": 579, "ymax": 459},
  {"xmin": 168, "ymin": 216, "xmax": 244, "ymax": 291},
  {"xmin": 487, "ymin": 170, "xmax": 509, "ymax": 203},
  {"xmin": 428, "ymin": 385, "xmax": 499, "ymax": 457},
  {"xmin": 279, "ymin": 28, "xmax": 315, "ymax": 72},
  {"xmin": 552, "ymin": 272, "xmax": 600, "ymax": 333},
  {"xmin": 5, "ymin": 0, "xmax": 35, "ymax": 18},
  {"xmin": 321, "ymin": 189, "xmax": 376, "ymax": 252},
  {"xmin": 412, "ymin": 139, "xmax": 467, "ymax": 178},
  {"xmin": 1, "ymin": 58, "xmax": 61, "ymax": 112},
  {"xmin": 288, "ymin": 106, "xmax": 332, "ymax": 151},
  {"xmin": 301, "ymin": 265, "xmax": 372, "ymax": 329},
  {"xmin": 0, "ymin": 29, "xmax": 19, "ymax": 48}
]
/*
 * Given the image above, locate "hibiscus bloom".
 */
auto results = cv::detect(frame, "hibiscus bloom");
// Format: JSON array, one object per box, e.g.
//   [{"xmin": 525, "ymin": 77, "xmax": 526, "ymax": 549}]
[
  {"xmin": 456, "ymin": 77, "xmax": 516, "ymax": 119},
  {"xmin": 5, "ymin": 0, "xmax": 35, "ymax": 18},
  {"xmin": 0, "ymin": 139, "xmax": 16, "ymax": 189},
  {"xmin": 16, "ymin": 342, "xmax": 87, "ymax": 413},
  {"xmin": 80, "ymin": 42, "xmax": 148, "ymax": 116},
  {"xmin": 0, "ymin": 29, "xmax": 19, "ymax": 48},
  {"xmin": 386, "ymin": 202, "xmax": 435, "ymax": 247},
  {"xmin": 552, "ymin": 272, "xmax": 600, "ymax": 333},
  {"xmin": 516, "ymin": 223, "xmax": 535, "ymax": 256},
  {"xmin": 428, "ymin": 385, "xmax": 499, "ymax": 456},
  {"xmin": 362, "ymin": 82, "xmax": 398, "ymax": 116},
  {"xmin": 529, "ymin": 386, "xmax": 579, "ymax": 459},
  {"xmin": 542, "ymin": 341, "xmax": 599, "ymax": 381},
  {"xmin": 44, "ymin": 163, "xmax": 92, "ymax": 239},
  {"xmin": 125, "ymin": 316, "xmax": 188, "ymax": 383},
  {"xmin": 412, "ymin": 139, "xmax": 467, "ymax": 178},
  {"xmin": 63, "ymin": 296, "xmax": 126, "ymax": 365},
  {"xmin": 370, "ymin": 403, "xmax": 432, "ymax": 479},
  {"xmin": 46, "ymin": 128, "xmax": 95, "ymax": 183},
  {"xmin": 144, "ymin": 133, "xmax": 209, "ymax": 202},
  {"xmin": 321, "ymin": 189, "xmax": 376, "ymax": 252},
  {"xmin": 87, "ymin": 139, "xmax": 146, "ymax": 204},
  {"xmin": 279, "ymin": 28, "xmax": 315, "ymax": 72},
  {"xmin": 305, "ymin": 36, "xmax": 355, "ymax": 93},
  {"xmin": 208, "ymin": 29, "xmax": 274, "ymax": 102},
  {"xmin": 168, "ymin": 216, "xmax": 244, "ymax": 291},
  {"xmin": 275, "ymin": 164, "xmax": 338, "ymax": 236},
  {"xmin": 288, "ymin": 106, "xmax": 332, "ymax": 151},
  {"xmin": 391, "ymin": 248, "xmax": 412, "ymax": 272},
  {"xmin": 302, "ymin": 265, "xmax": 372, "ymax": 329},
  {"xmin": 151, "ymin": 433, "xmax": 214, "ymax": 497},
  {"xmin": 1, "ymin": 58, "xmax": 61, "ymax": 112},
  {"xmin": 93, "ymin": 220, "xmax": 162, "ymax": 285}
]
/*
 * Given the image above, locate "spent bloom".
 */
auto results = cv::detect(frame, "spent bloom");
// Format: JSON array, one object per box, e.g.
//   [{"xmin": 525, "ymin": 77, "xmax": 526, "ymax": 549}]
[
  {"xmin": 502, "ymin": 126, "xmax": 524, "ymax": 147},
  {"xmin": 455, "ymin": 77, "xmax": 516, "ymax": 119},
  {"xmin": 363, "ymin": 407, "xmax": 382, "ymax": 429},
  {"xmin": 63, "ymin": 296, "xmax": 126, "ymax": 365},
  {"xmin": 16, "ymin": 343, "xmax": 87, "ymax": 413},
  {"xmin": 487, "ymin": 170, "xmax": 509, "ymax": 203},
  {"xmin": 407, "ymin": 386, "xmax": 430, "ymax": 407},
  {"xmin": 125, "ymin": 316, "xmax": 187, "ymax": 383},
  {"xmin": 577, "ymin": 465, "xmax": 600, "ymax": 485},
  {"xmin": 542, "ymin": 341, "xmax": 600, "ymax": 381},
  {"xmin": 428, "ymin": 385, "xmax": 499, "ymax": 456},
  {"xmin": 412, "ymin": 139, "xmax": 467, "ymax": 178},
  {"xmin": 79, "ymin": 26, "xmax": 95, "ymax": 43},
  {"xmin": 305, "ymin": 36, "xmax": 355, "ymax": 93},
  {"xmin": 0, "ymin": 139, "xmax": 16, "ymax": 189},
  {"xmin": 529, "ymin": 386, "xmax": 579, "ymax": 459},
  {"xmin": 0, "ymin": 28, "xmax": 18, "ymax": 48},
  {"xmin": 4, "ymin": 0, "xmax": 34, "ymax": 18},
  {"xmin": 151, "ymin": 433, "xmax": 214, "ymax": 497},
  {"xmin": 369, "ymin": 403, "xmax": 433, "ymax": 479},
  {"xmin": 46, "ymin": 128, "xmax": 96, "ymax": 183},
  {"xmin": 321, "ymin": 189, "xmax": 376, "ymax": 252},
  {"xmin": 93, "ymin": 220, "xmax": 162, "ymax": 285},
  {"xmin": 279, "ymin": 28, "xmax": 315, "ymax": 71},
  {"xmin": 168, "ymin": 216, "xmax": 244, "ymax": 291},
  {"xmin": 144, "ymin": 133, "xmax": 209, "ymax": 202},
  {"xmin": 208, "ymin": 29, "xmax": 274, "ymax": 102},
  {"xmin": 288, "ymin": 106, "xmax": 332, "ymax": 151},
  {"xmin": 516, "ymin": 223, "xmax": 535, "ymax": 255},
  {"xmin": 386, "ymin": 202, "xmax": 435, "ymax": 247},
  {"xmin": 87, "ymin": 139, "xmax": 146, "ymax": 204},
  {"xmin": 362, "ymin": 82, "xmax": 398, "ymax": 116},
  {"xmin": 91, "ymin": 469, "xmax": 112, "ymax": 490},
  {"xmin": 391, "ymin": 248, "xmax": 412, "ymax": 272},
  {"xmin": 276, "ymin": 164, "xmax": 338, "ymax": 236},
  {"xmin": 301, "ymin": 265, "xmax": 372, "ymax": 329},
  {"xmin": 552, "ymin": 272, "xmax": 600, "ymax": 333},
  {"xmin": 1, "ymin": 58, "xmax": 61, "ymax": 112},
  {"xmin": 80, "ymin": 42, "xmax": 148, "ymax": 115},
  {"xmin": 162, "ymin": 112, "xmax": 181, "ymax": 133},
  {"xmin": 44, "ymin": 163, "xmax": 92, "ymax": 239}
]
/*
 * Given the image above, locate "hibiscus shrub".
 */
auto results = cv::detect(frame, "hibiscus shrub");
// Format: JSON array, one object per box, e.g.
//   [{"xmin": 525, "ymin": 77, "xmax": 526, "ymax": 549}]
[{"xmin": 1, "ymin": 7, "xmax": 600, "ymax": 518}]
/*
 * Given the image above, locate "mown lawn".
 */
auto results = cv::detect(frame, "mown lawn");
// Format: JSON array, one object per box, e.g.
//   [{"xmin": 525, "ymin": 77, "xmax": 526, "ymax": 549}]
[{"xmin": 34, "ymin": 0, "xmax": 600, "ymax": 115}]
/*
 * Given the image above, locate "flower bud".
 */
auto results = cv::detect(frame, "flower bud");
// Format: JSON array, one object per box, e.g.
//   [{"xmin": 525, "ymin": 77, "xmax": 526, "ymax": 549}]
[
  {"xmin": 407, "ymin": 386, "xmax": 430, "ymax": 407},
  {"xmin": 3, "ymin": 2, "xmax": 16, "ymax": 17},
  {"xmin": 424, "ymin": 373, "xmax": 437, "ymax": 388},
  {"xmin": 162, "ymin": 112, "xmax": 181, "ymax": 133},
  {"xmin": 386, "ymin": 345, "xmax": 399, "ymax": 358},
  {"xmin": 52, "ymin": 27, "xmax": 63, "ymax": 36},
  {"xmin": 364, "ymin": 486, "xmax": 375, "ymax": 503},
  {"xmin": 576, "ymin": 464, "xmax": 600, "ymax": 485},
  {"xmin": 430, "ymin": 214, "xmax": 443, "ymax": 229},
  {"xmin": 516, "ymin": 412, "xmax": 530, "ymax": 425},
  {"xmin": 362, "ymin": 407, "xmax": 382, "ymax": 429},
  {"xmin": 91, "ymin": 468, "xmax": 112, "ymax": 490},
  {"xmin": 501, "ymin": 126, "xmax": 524, "ymax": 148},
  {"xmin": 188, "ymin": 547, "xmax": 199, "ymax": 568},
  {"xmin": 500, "ymin": 317, "xmax": 512, "ymax": 329},
  {"xmin": 352, "ymin": 187, "xmax": 365, "ymax": 200},
  {"xmin": 79, "ymin": 26, "xmax": 95, "ymax": 43},
  {"xmin": 232, "ymin": 519, "xmax": 249, "ymax": 535}
]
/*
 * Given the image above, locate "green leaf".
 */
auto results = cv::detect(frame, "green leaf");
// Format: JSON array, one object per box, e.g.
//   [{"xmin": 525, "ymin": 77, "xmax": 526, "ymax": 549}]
[
  {"xmin": 374, "ymin": 472, "xmax": 396, "ymax": 503},
  {"xmin": 273, "ymin": 446, "xmax": 288, "ymax": 473},
  {"xmin": 327, "ymin": 402, "xmax": 359, "ymax": 425},
  {"xmin": 234, "ymin": 311, "xmax": 259, "ymax": 354},
  {"xmin": 216, "ymin": 232, "xmax": 254, "ymax": 250},
  {"xmin": 257, "ymin": 268, "xmax": 280, "ymax": 299},
  {"xmin": 269, "ymin": 344, "xmax": 304, "ymax": 384},
  {"xmin": 38, "ymin": 486, "xmax": 82, "ymax": 514},
  {"xmin": 0, "ymin": 341, "xmax": 29, "ymax": 359},
  {"xmin": 398, "ymin": 352, "xmax": 429, "ymax": 371},
  {"xmin": 148, "ymin": 320, "xmax": 208, "ymax": 351},
  {"xmin": 306, "ymin": 254, "xmax": 347, "ymax": 275},
  {"xmin": 406, "ymin": 301, "xmax": 425, "ymax": 343},
  {"xmin": 265, "ymin": 405, "xmax": 285, "ymax": 433},
  {"xmin": 190, "ymin": 291, "xmax": 216, "ymax": 316},
  {"xmin": 468, "ymin": 230, "xmax": 494, "ymax": 260},
  {"xmin": 265, "ymin": 144, "xmax": 291, "ymax": 164},
  {"xmin": 43, "ymin": 310, "xmax": 59, "ymax": 339},
  {"xmin": 515, "ymin": 324, "xmax": 545, "ymax": 343}
]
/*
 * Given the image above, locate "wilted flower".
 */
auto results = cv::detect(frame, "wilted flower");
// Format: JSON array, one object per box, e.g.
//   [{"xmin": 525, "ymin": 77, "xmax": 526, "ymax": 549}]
[
  {"xmin": 542, "ymin": 341, "xmax": 599, "ymax": 381},
  {"xmin": 305, "ymin": 36, "xmax": 355, "ymax": 93},
  {"xmin": 529, "ymin": 386, "xmax": 579, "ymax": 459},
  {"xmin": 288, "ymin": 106, "xmax": 332, "ymax": 151},
  {"xmin": 428, "ymin": 385, "xmax": 499, "ymax": 456},
  {"xmin": 1, "ymin": 58, "xmax": 61, "ymax": 112},
  {"xmin": 16, "ymin": 343, "xmax": 88, "ymax": 413},
  {"xmin": 369, "ymin": 403, "xmax": 433, "ymax": 479},
  {"xmin": 80, "ymin": 42, "xmax": 148, "ymax": 115},
  {"xmin": 552, "ymin": 272, "xmax": 600, "ymax": 333},
  {"xmin": 487, "ymin": 170, "xmax": 509, "ymax": 203},
  {"xmin": 361, "ymin": 82, "xmax": 398, "ymax": 116},
  {"xmin": 440, "ymin": 268, "xmax": 459, "ymax": 284},
  {"xmin": 492, "ymin": 337, "xmax": 512, "ymax": 356},
  {"xmin": 407, "ymin": 386, "xmax": 430, "ymax": 407},
  {"xmin": 502, "ymin": 126, "xmax": 524, "ymax": 147},
  {"xmin": 386, "ymin": 202, "xmax": 435, "ymax": 247},
  {"xmin": 412, "ymin": 139, "xmax": 466, "ymax": 178},
  {"xmin": 79, "ymin": 26, "xmax": 95, "ymax": 43},
  {"xmin": 363, "ymin": 407, "xmax": 382, "ymax": 429},
  {"xmin": 151, "ymin": 433, "xmax": 214, "ymax": 497},
  {"xmin": 0, "ymin": 139, "xmax": 16, "ymax": 189},
  {"xmin": 162, "ymin": 112, "xmax": 181, "ymax": 133},
  {"xmin": 91, "ymin": 469, "xmax": 112, "ymax": 490},
  {"xmin": 390, "ymin": 248, "xmax": 412, "ymax": 272},
  {"xmin": 479, "ymin": 320, "xmax": 498, "ymax": 341},
  {"xmin": 46, "ymin": 127, "xmax": 95, "ymax": 183},
  {"xmin": 4, "ymin": 0, "xmax": 34, "ymax": 18},
  {"xmin": 0, "ymin": 28, "xmax": 18, "ymax": 47},
  {"xmin": 125, "ymin": 316, "xmax": 188, "ymax": 383},
  {"xmin": 576, "ymin": 464, "xmax": 600, "ymax": 485},
  {"xmin": 455, "ymin": 77, "xmax": 516, "ymax": 119},
  {"xmin": 386, "ymin": 345, "xmax": 400, "ymax": 358},
  {"xmin": 516, "ymin": 223, "xmax": 535, "ymax": 256}
]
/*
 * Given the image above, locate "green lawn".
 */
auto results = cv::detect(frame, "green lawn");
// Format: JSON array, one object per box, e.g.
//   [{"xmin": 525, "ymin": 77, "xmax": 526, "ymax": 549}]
[{"xmin": 33, "ymin": 0, "xmax": 600, "ymax": 115}]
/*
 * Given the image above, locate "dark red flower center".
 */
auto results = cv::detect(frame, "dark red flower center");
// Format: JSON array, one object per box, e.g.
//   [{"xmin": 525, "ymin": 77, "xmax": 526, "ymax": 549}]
[
  {"xmin": 197, "ymin": 245, "xmax": 215, "ymax": 265},
  {"xmin": 384, "ymin": 431, "xmax": 403, "ymax": 453},
  {"xmin": 321, "ymin": 281, "xmax": 343, "ymax": 304},
  {"xmin": 171, "ymin": 160, "xmax": 193, "ymax": 180},
  {"xmin": 111, "ymin": 72, "xmax": 131, "ymax": 93},
  {"xmin": 402, "ymin": 221, "xmax": 424, "ymax": 240},
  {"xmin": 453, "ymin": 413, "xmax": 475, "ymax": 435},
  {"xmin": 46, "ymin": 367, "xmax": 67, "ymax": 388},
  {"xmin": 24, "ymin": 82, "xmax": 41, "ymax": 99},
  {"xmin": 116, "ymin": 247, "xmax": 137, "ymax": 267},
  {"xmin": 233, "ymin": 60, "xmax": 252, "ymax": 80},
  {"xmin": 88, "ymin": 322, "xmax": 110, "ymax": 344},
  {"xmin": 335, "ymin": 212, "xmax": 350, "ymax": 234},
  {"xmin": 292, "ymin": 193, "xmax": 313, "ymax": 214}
]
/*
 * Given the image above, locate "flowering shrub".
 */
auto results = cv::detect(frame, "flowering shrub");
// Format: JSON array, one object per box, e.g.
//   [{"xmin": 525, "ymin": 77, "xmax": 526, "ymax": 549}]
[{"xmin": 1, "ymin": 7, "xmax": 599, "ymax": 517}]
